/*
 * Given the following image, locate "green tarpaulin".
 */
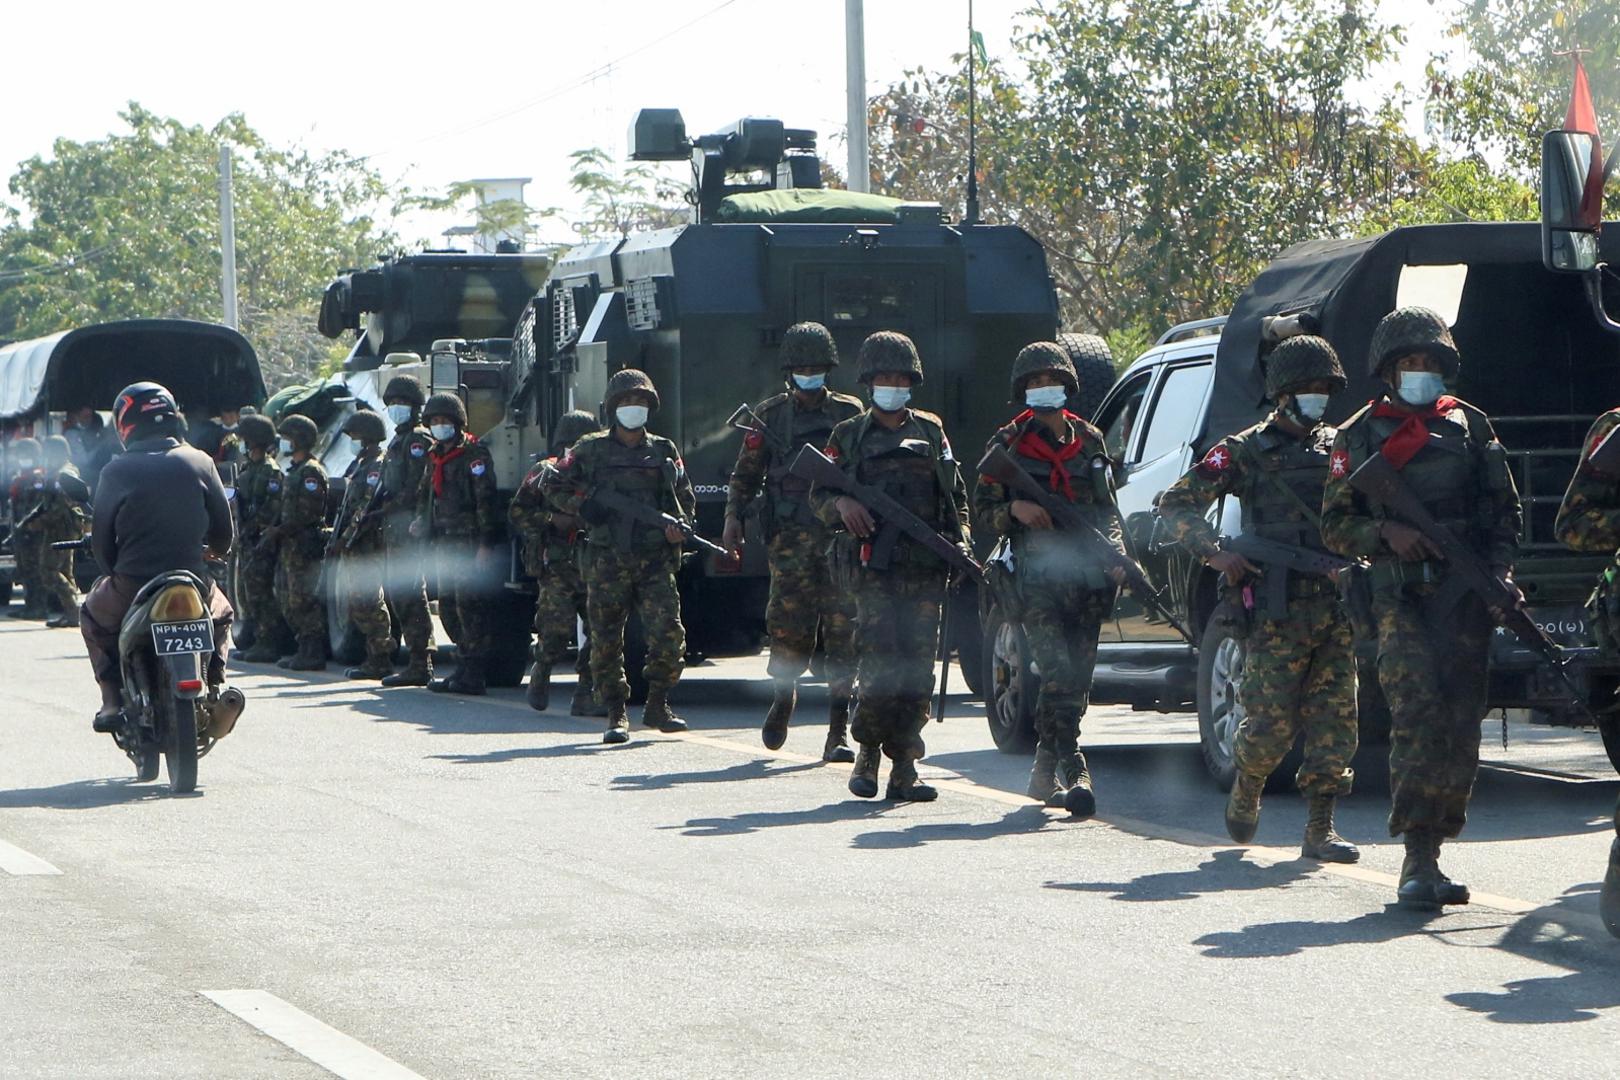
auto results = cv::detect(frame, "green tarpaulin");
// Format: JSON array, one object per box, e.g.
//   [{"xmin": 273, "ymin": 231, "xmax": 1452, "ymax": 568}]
[{"xmin": 714, "ymin": 189, "xmax": 907, "ymax": 224}]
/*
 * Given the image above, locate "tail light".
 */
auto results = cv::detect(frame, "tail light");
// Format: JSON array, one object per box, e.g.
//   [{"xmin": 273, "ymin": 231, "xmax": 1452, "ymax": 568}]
[
  {"xmin": 176, "ymin": 678, "xmax": 203, "ymax": 693},
  {"xmin": 152, "ymin": 585, "xmax": 205, "ymax": 622}
]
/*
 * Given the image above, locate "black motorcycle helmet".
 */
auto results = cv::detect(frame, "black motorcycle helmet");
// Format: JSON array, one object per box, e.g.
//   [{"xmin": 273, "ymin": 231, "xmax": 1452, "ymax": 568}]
[{"xmin": 112, "ymin": 382, "xmax": 181, "ymax": 446}]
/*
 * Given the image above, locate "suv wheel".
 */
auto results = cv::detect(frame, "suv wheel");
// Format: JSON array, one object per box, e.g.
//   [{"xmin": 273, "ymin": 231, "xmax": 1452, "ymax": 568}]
[
  {"xmin": 1196, "ymin": 617, "xmax": 1245, "ymax": 790},
  {"xmin": 983, "ymin": 607, "xmax": 1037, "ymax": 754}
]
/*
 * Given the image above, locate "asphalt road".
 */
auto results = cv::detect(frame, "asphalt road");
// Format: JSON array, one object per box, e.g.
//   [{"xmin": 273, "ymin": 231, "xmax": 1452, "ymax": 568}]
[{"xmin": 2, "ymin": 617, "xmax": 1617, "ymax": 1079}]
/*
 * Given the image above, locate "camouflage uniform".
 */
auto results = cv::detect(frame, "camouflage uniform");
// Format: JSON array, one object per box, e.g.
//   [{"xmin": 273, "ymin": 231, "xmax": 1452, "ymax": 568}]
[
  {"xmin": 378, "ymin": 404, "xmax": 437, "ymax": 683},
  {"xmin": 1321, "ymin": 310, "xmax": 1519, "ymax": 854},
  {"xmin": 233, "ymin": 446, "xmax": 285, "ymax": 661},
  {"xmin": 33, "ymin": 444, "xmax": 90, "ymax": 623},
  {"xmin": 274, "ymin": 453, "xmax": 331, "ymax": 664},
  {"xmin": 333, "ymin": 424, "xmax": 394, "ymax": 676},
  {"xmin": 415, "ymin": 406, "xmax": 502, "ymax": 680}
]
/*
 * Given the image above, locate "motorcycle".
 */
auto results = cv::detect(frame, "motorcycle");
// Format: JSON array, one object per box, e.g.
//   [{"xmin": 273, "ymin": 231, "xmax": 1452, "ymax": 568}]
[{"xmin": 58, "ymin": 540, "xmax": 243, "ymax": 794}]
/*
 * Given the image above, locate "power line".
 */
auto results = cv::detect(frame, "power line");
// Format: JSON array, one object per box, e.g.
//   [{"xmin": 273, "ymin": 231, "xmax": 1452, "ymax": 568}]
[{"xmin": 0, "ymin": 241, "xmax": 122, "ymax": 283}]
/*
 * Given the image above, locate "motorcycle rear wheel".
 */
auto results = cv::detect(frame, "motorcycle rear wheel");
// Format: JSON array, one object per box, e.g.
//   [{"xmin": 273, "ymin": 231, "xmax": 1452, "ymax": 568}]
[{"xmin": 160, "ymin": 682, "xmax": 199, "ymax": 795}]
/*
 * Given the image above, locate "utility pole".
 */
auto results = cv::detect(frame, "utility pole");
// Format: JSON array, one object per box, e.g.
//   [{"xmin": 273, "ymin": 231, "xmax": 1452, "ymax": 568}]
[
  {"xmin": 845, "ymin": 0, "xmax": 870, "ymax": 193},
  {"xmin": 218, "ymin": 145, "xmax": 239, "ymax": 329}
]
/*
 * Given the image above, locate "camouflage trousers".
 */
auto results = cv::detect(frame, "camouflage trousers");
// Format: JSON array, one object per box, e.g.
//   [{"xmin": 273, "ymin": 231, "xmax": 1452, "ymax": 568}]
[
  {"xmin": 36, "ymin": 538, "xmax": 78, "ymax": 610},
  {"xmin": 534, "ymin": 549, "xmax": 589, "ymax": 676},
  {"xmin": 383, "ymin": 532, "xmax": 434, "ymax": 656},
  {"xmin": 1374, "ymin": 585, "xmax": 1492, "ymax": 839},
  {"xmin": 1020, "ymin": 582, "xmax": 1113, "ymax": 758},
  {"xmin": 584, "ymin": 544, "xmax": 685, "ymax": 705},
  {"xmin": 433, "ymin": 536, "xmax": 497, "ymax": 662},
  {"xmin": 765, "ymin": 524, "xmax": 855, "ymax": 683},
  {"xmin": 12, "ymin": 531, "xmax": 41, "ymax": 603},
  {"xmin": 1235, "ymin": 589, "xmax": 1358, "ymax": 796},
  {"xmin": 850, "ymin": 563, "xmax": 946, "ymax": 761},
  {"xmin": 277, "ymin": 545, "xmax": 325, "ymax": 643},
  {"xmin": 343, "ymin": 539, "xmax": 394, "ymax": 657},
  {"xmin": 238, "ymin": 540, "xmax": 282, "ymax": 642}
]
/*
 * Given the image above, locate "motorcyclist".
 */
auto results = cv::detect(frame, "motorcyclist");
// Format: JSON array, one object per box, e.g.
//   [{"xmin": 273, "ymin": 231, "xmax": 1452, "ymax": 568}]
[{"xmin": 80, "ymin": 383, "xmax": 239, "ymax": 733}]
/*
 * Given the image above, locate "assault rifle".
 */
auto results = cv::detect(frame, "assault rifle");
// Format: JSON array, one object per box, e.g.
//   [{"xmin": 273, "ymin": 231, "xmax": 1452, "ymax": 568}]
[
  {"xmin": 789, "ymin": 445, "xmax": 984, "ymax": 585},
  {"xmin": 1347, "ymin": 452, "xmax": 1596, "ymax": 720},
  {"xmin": 0, "ymin": 501, "xmax": 46, "ymax": 552},
  {"xmin": 727, "ymin": 403, "xmax": 793, "ymax": 456},
  {"xmin": 585, "ymin": 485, "xmax": 731, "ymax": 561},
  {"xmin": 976, "ymin": 444, "xmax": 1190, "ymax": 642},
  {"xmin": 1219, "ymin": 534, "xmax": 1358, "ymax": 620}
]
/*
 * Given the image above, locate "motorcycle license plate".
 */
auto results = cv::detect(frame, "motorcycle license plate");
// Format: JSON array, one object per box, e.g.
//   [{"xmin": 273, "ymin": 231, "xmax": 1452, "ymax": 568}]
[{"xmin": 151, "ymin": 619, "xmax": 214, "ymax": 656}]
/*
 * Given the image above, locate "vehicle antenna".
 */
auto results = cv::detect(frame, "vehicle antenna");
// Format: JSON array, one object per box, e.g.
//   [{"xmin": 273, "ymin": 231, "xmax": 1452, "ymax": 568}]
[{"xmin": 964, "ymin": 0, "xmax": 982, "ymax": 226}]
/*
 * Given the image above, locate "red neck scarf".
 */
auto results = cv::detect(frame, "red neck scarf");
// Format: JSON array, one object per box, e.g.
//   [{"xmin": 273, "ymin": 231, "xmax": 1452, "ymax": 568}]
[
  {"xmin": 429, "ymin": 435, "xmax": 476, "ymax": 496},
  {"xmin": 1010, "ymin": 410, "xmax": 1085, "ymax": 499},
  {"xmin": 1371, "ymin": 395, "xmax": 1457, "ymax": 469}
]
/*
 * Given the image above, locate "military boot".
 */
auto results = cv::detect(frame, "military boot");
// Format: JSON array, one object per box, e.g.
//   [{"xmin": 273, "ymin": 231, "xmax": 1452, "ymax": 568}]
[
  {"xmin": 1431, "ymin": 836, "xmax": 1470, "ymax": 906},
  {"xmin": 885, "ymin": 757, "xmax": 938, "ymax": 802},
  {"xmin": 642, "ymin": 685, "xmax": 688, "ymax": 733},
  {"xmin": 1397, "ymin": 829, "xmax": 1442, "ymax": 910},
  {"xmin": 281, "ymin": 637, "xmax": 327, "ymax": 672},
  {"xmin": 1600, "ymin": 837, "xmax": 1620, "ymax": 939},
  {"xmin": 848, "ymin": 744, "xmax": 881, "ymax": 799},
  {"xmin": 822, "ymin": 685, "xmax": 855, "ymax": 764},
  {"xmin": 430, "ymin": 656, "xmax": 486, "ymax": 696},
  {"xmin": 381, "ymin": 652, "xmax": 433, "ymax": 687},
  {"xmin": 344, "ymin": 645, "xmax": 395, "ymax": 681},
  {"xmin": 602, "ymin": 702, "xmax": 630, "ymax": 744},
  {"xmin": 761, "ymin": 679, "xmax": 796, "ymax": 750},
  {"xmin": 1225, "ymin": 771, "xmax": 1263, "ymax": 843},
  {"xmin": 46, "ymin": 604, "xmax": 80, "ymax": 629},
  {"xmin": 237, "ymin": 639, "xmax": 282, "ymax": 664},
  {"xmin": 571, "ymin": 677, "xmax": 608, "ymax": 717},
  {"xmin": 526, "ymin": 660, "xmax": 552, "ymax": 712},
  {"xmin": 1059, "ymin": 752, "xmax": 1096, "ymax": 819},
  {"xmin": 1301, "ymin": 795, "xmax": 1360, "ymax": 863},
  {"xmin": 1027, "ymin": 747, "xmax": 1062, "ymax": 807}
]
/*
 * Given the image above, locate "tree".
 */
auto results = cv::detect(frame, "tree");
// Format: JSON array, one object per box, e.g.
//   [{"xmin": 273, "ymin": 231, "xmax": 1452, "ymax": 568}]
[
  {"xmin": 566, "ymin": 148, "xmax": 688, "ymax": 240},
  {"xmin": 0, "ymin": 103, "xmax": 402, "ymax": 385}
]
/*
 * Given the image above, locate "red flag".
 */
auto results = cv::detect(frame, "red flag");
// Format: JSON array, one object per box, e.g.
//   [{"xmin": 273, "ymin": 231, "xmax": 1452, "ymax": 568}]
[{"xmin": 1565, "ymin": 54, "xmax": 1605, "ymax": 221}]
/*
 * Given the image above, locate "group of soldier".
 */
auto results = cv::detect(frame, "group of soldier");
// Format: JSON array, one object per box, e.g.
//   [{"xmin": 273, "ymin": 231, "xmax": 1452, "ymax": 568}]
[{"xmin": 3, "ymin": 434, "xmax": 91, "ymax": 625}]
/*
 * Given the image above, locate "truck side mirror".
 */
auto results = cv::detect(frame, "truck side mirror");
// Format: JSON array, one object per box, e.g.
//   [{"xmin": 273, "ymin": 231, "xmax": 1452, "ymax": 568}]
[{"xmin": 1541, "ymin": 130, "xmax": 1604, "ymax": 273}]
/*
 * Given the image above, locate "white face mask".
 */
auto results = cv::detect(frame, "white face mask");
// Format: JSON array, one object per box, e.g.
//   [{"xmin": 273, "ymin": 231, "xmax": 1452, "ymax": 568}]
[
  {"xmin": 1024, "ymin": 385, "xmax": 1068, "ymax": 412},
  {"xmin": 221, "ymin": 422, "xmax": 238, "ymax": 432},
  {"xmin": 615, "ymin": 405, "xmax": 650, "ymax": 430},
  {"xmin": 1396, "ymin": 371, "xmax": 1445, "ymax": 407},
  {"xmin": 277, "ymin": 439, "xmax": 293, "ymax": 456},
  {"xmin": 429, "ymin": 423, "xmax": 457, "ymax": 442},
  {"xmin": 792, "ymin": 373, "xmax": 827, "ymax": 392},
  {"xmin": 1292, "ymin": 393, "xmax": 1330, "ymax": 421},
  {"xmin": 386, "ymin": 404, "xmax": 413, "ymax": 427},
  {"xmin": 871, "ymin": 386, "xmax": 911, "ymax": 412}
]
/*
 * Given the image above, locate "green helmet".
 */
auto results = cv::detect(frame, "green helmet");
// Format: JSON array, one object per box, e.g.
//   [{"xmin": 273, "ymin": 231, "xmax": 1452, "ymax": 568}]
[
  {"xmin": 383, "ymin": 374, "xmax": 426, "ymax": 407},
  {"xmin": 1367, "ymin": 306, "xmax": 1459, "ymax": 379},
  {"xmin": 280, "ymin": 414, "xmax": 319, "ymax": 451},
  {"xmin": 238, "ymin": 413, "xmax": 276, "ymax": 450},
  {"xmin": 341, "ymin": 410, "xmax": 388, "ymax": 444},
  {"xmin": 780, "ymin": 322, "xmax": 839, "ymax": 369},
  {"xmin": 1264, "ymin": 335, "xmax": 1346, "ymax": 399},
  {"xmin": 856, "ymin": 331, "xmax": 924, "ymax": 385},
  {"xmin": 422, "ymin": 392, "xmax": 468, "ymax": 429},
  {"xmin": 1008, "ymin": 341, "xmax": 1078, "ymax": 403},
  {"xmin": 43, "ymin": 434, "xmax": 71, "ymax": 460},
  {"xmin": 604, "ymin": 369, "xmax": 661, "ymax": 413},
  {"xmin": 553, "ymin": 409, "xmax": 600, "ymax": 451},
  {"xmin": 9, "ymin": 437, "xmax": 40, "ymax": 464}
]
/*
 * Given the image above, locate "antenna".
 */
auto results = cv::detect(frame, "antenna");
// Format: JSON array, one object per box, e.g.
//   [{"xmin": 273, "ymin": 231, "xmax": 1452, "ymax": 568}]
[{"xmin": 964, "ymin": 0, "xmax": 981, "ymax": 225}]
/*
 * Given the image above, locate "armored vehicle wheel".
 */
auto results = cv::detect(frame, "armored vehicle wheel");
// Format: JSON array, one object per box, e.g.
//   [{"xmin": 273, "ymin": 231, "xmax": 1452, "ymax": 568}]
[
  {"xmin": 1598, "ymin": 711, "xmax": 1620, "ymax": 775},
  {"xmin": 485, "ymin": 591, "xmax": 532, "ymax": 689},
  {"xmin": 983, "ymin": 607, "xmax": 1037, "ymax": 754},
  {"xmin": 323, "ymin": 555, "xmax": 366, "ymax": 666},
  {"xmin": 951, "ymin": 584, "xmax": 984, "ymax": 698},
  {"xmin": 1057, "ymin": 333, "xmax": 1118, "ymax": 421}
]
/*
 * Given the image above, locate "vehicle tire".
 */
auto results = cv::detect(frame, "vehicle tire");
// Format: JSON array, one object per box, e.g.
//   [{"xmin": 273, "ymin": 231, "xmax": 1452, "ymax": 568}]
[
  {"xmin": 1058, "ymin": 333, "xmax": 1118, "ymax": 422},
  {"xmin": 0, "ymin": 576, "xmax": 12, "ymax": 607},
  {"xmin": 1197, "ymin": 617, "xmax": 1304, "ymax": 791},
  {"xmin": 160, "ymin": 681, "xmax": 199, "ymax": 796},
  {"xmin": 1598, "ymin": 711, "xmax": 1620, "ymax": 775},
  {"xmin": 951, "ymin": 585, "xmax": 984, "ymax": 698},
  {"xmin": 485, "ymin": 591, "xmax": 532, "ymax": 689},
  {"xmin": 324, "ymin": 555, "xmax": 366, "ymax": 666},
  {"xmin": 982, "ymin": 606, "xmax": 1038, "ymax": 754}
]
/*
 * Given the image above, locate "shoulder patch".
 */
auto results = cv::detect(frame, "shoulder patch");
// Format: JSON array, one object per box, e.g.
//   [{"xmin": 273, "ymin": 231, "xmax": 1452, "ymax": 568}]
[
  {"xmin": 268, "ymin": 480, "xmax": 281, "ymax": 493},
  {"xmin": 470, "ymin": 461, "xmax": 487, "ymax": 477},
  {"xmin": 744, "ymin": 430, "xmax": 765, "ymax": 450},
  {"xmin": 1195, "ymin": 444, "xmax": 1233, "ymax": 478},
  {"xmin": 303, "ymin": 477, "xmax": 320, "ymax": 493},
  {"xmin": 409, "ymin": 444, "xmax": 426, "ymax": 458},
  {"xmin": 824, "ymin": 443, "xmax": 841, "ymax": 462},
  {"xmin": 366, "ymin": 469, "xmax": 381, "ymax": 486},
  {"xmin": 559, "ymin": 448, "xmax": 576, "ymax": 470},
  {"xmin": 1330, "ymin": 449, "xmax": 1350, "ymax": 478}
]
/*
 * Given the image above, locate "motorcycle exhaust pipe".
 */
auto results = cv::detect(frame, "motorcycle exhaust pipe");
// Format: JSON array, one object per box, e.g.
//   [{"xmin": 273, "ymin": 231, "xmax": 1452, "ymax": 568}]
[{"xmin": 206, "ymin": 687, "xmax": 245, "ymax": 740}]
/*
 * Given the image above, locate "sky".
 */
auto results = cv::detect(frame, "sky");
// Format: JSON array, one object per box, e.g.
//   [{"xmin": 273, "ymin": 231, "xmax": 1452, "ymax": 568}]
[{"xmin": 3, "ymin": 0, "xmax": 1453, "ymax": 247}]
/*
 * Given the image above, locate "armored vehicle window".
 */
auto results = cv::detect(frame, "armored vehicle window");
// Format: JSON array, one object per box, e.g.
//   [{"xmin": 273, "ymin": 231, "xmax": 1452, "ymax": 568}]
[
  {"xmin": 827, "ymin": 274, "xmax": 915, "ymax": 323},
  {"xmin": 1397, "ymin": 264, "xmax": 1468, "ymax": 326},
  {"xmin": 1137, "ymin": 360, "xmax": 1213, "ymax": 466},
  {"xmin": 1096, "ymin": 370, "xmax": 1152, "ymax": 463}
]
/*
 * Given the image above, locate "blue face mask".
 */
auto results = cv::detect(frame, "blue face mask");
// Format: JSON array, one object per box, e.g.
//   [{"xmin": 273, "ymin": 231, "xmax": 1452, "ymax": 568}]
[
  {"xmin": 1396, "ymin": 371, "xmax": 1445, "ymax": 407},
  {"xmin": 871, "ymin": 386, "xmax": 911, "ymax": 412},
  {"xmin": 792, "ymin": 373, "xmax": 826, "ymax": 392},
  {"xmin": 1024, "ymin": 386, "xmax": 1068, "ymax": 412}
]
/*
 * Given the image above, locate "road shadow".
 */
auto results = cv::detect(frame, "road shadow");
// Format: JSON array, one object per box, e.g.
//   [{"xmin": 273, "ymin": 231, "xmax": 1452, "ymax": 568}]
[
  {"xmin": 0, "ymin": 776, "xmax": 174, "ymax": 809},
  {"xmin": 432, "ymin": 741, "xmax": 658, "ymax": 765},
  {"xmin": 670, "ymin": 798, "xmax": 896, "ymax": 838},
  {"xmin": 1045, "ymin": 849, "xmax": 1317, "ymax": 902},
  {"xmin": 613, "ymin": 759, "xmax": 822, "ymax": 792},
  {"xmin": 1193, "ymin": 905, "xmax": 1470, "ymax": 958},
  {"xmin": 852, "ymin": 804, "xmax": 1058, "ymax": 849}
]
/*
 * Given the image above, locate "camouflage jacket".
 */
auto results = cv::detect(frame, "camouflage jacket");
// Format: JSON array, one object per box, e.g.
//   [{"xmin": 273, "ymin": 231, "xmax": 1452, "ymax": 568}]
[
  {"xmin": 8, "ymin": 467, "xmax": 49, "ymax": 525},
  {"xmin": 415, "ymin": 434, "xmax": 501, "ymax": 543},
  {"xmin": 510, "ymin": 455, "xmax": 582, "ymax": 574},
  {"xmin": 809, "ymin": 408, "xmax": 971, "ymax": 554},
  {"xmin": 380, "ymin": 421, "xmax": 435, "ymax": 541},
  {"xmin": 1556, "ymin": 409, "xmax": 1620, "ymax": 553},
  {"xmin": 336, "ymin": 446, "xmax": 387, "ymax": 552},
  {"xmin": 31, "ymin": 463, "xmax": 90, "ymax": 540},
  {"xmin": 236, "ymin": 456, "xmax": 282, "ymax": 543},
  {"xmin": 725, "ymin": 388, "xmax": 864, "ymax": 530},
  {"xmin": 972, "ymin": 410, "xmax": 1123, "ymax": 554},
  {"xmin": 275, "ymin": 457, "xmax": 331, "ymax": 557},
  {"xmin": 547, "ymin": 429, "xmax": 697, "ymax": 552}
]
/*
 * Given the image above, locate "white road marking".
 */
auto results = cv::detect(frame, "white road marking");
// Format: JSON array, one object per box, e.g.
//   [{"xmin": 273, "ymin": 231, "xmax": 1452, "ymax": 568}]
[
  {"xmin": 0, "ymin": 836, "xmax": 61, "ymax": 875},
  {"xmin": 201, "ymin": 990, "xmax": 427, "ymax": 1080}
]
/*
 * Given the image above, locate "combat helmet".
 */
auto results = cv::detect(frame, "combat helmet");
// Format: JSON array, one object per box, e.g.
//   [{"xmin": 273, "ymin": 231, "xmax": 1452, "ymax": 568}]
[
  {"xmin": 422, "ymin": 392, "xmax": 469, "ymax": 429},
  {"xmin": 1008, "ymin": 341, "xmax": 1078, "ymax": 403},
  {"xmin": 552, "ymin": 409, "xmax": 600, "ymax": 451},
  {"xmin": 780, "ymin": 322, "xmax": 839, "ymax": 369},
  {"xmin": 856, "ymin": 331, "xmax": 924, "ymax": 385},
  {"xmin": 603, "ymin": 369, "xmax": 661, "ymax": 413},
  {"xmin": 9, "ymin": 437, "xmax": 40, "ymax": 465},
  {"xmin": 383, "ymin": 373, "xmax": 427, "ymax": 407},
  {"xmin": 280, "ymin": 414, "xmax": 319, "ymax": 451},
  {"xmin": 341, "ymin": 410, "xmax": 388, "ymax": 444},
  {"xmin": 42, "ymin": 435, "xmax": 70, "ymax": 465},
  {"xmin": 1264, "ymin": 335, "xmax": 1346, "ymax": 400},
  {"xmin": 1367, "ymin": 307, "xmax": 1459, "ymax": 379},
  {"xmin": 238, "ymin": 413, "xmax": 276, "ymax": 450}
]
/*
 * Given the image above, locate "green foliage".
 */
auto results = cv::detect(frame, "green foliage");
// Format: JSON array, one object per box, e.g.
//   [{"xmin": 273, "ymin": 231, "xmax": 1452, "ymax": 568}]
[
  {"xmin": 567, "ymin": 148, "xmax": 687, "ymax": 239},
  {"xmin": 402, "ymin": 181, "xmax": 561, "ymax": 255},
  {"xmin": 1371, "ymin": 155, "xmax": 1538, "ymax": 229},
  {"xmin": 0, "ymin": 103, "xmax": 400, "ymax": 385}
]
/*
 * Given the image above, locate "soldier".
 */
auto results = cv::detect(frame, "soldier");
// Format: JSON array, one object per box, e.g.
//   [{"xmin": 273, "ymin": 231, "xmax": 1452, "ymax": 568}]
[
  {"xmin": 233, "ymin": 414, "xmax": 287, "ymax": 663},
  {"xmin": 547, "ymin": 370, "xmax": 696, "ymax": 743},
  {"xmin": 1158, "ymin": 336, "xmax": 1359, "ymax": 859},
  {"xmin": 412, "ymin": 392, "xmax": 502, "ymax": 696},
  {"xmin": 1321, "ymin": 307, "xmax": 1521, "ymax": 909},
  {"xmin": 262, "ymin": 414, "xmax": 330, "ymax": 671},
  {"xmin": 722, "ymin": 322, "xmax": 865, "ymax": 761},
  {"xmin": 331, "ymin": 410, "xmax": 396, "ymax": 680},
  {"xmin": 973, "ymin": 342, "xmax": 1126, "ymax": 818},
  {"xmin": 35, "ymin": 436, "xmax": 91, "ymax": 628},
  {"xmin": 1553, "ymin": 409, "xmax": 1620, "ymax": 937},
  {"xmin": 7, "ymin": 438, "xmax": 46, "ymax": 619},
  {"xmin": 509, "ymin": 409, "xmax": 604, "ymax": 715},
  {"xmin": 377, "ymin": 374, "xmax": 438, "ymax": 688},
  {"xmin": 809, "ymin": 331, "xmax": 971, "ymax": 801}
]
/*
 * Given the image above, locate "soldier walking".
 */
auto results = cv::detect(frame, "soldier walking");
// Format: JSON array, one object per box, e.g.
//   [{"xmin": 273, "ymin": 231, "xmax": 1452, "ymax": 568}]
[
  {"xmin": 7, "ymin": 438, "xmax": 46, "ymax": 619},
  {"xmin": 973, "ymin": 342, "xmax": 1126, "ymax": 818},
  {"xmin": 35, "ymin": 436, "xmax": 92, "ymax": 628},
  {"xmin": 377, "ymin": 375, "xmax": 438, "ymax": 688},
  {"xmin": 413, "ymin": 393, "xmax": 502, "ymax": 696},
  {"xmin": 331, "ymin": 411, "xmax": 396, "ymax": 680},
  {"xmin": 810, "ymin": 331, "xmax": 972, "ymax": 802},
  {"xmin": 1553, "ymin": 409, "xmax": 1620, "ymax": 937},
  {"xmin": 1321, "ymin": 308, "xmax": 1521, "ymax": 908},
  {"xmin": 264, "ymin": 415, "xmax": 330, "ymax": 671},
  {"xmin": 1158, "ymin": 336, "xmax": 1359, "ymax": 859},
  {"xmin": 547, "ymin": 370, "xmax": 696, "ymax": 743},
  {"xmin": 722, "ymin": 322, "xmax": 864, "ymax": 761},
  {"xmin": 510, "ymin": 410, "xmax": 604, "ymax": 715},
  {"xmin": 233, "ymin": 415, "xmax": 287, "ymax": 663}
]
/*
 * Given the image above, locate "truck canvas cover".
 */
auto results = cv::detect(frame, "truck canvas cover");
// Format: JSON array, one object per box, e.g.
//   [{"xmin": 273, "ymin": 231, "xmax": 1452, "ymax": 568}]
[{"xmin": 714, "ymin": 190, "xmax": 907, "ymax": 224}]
